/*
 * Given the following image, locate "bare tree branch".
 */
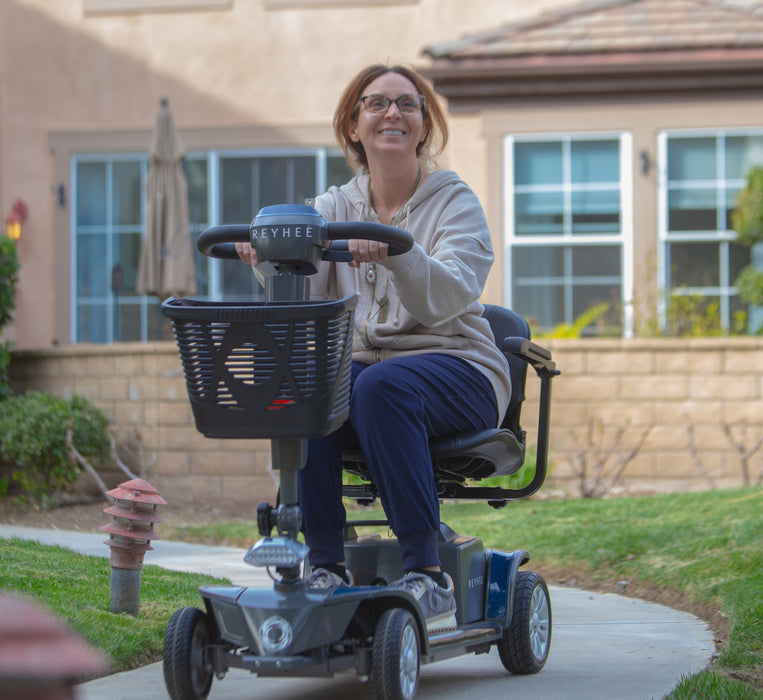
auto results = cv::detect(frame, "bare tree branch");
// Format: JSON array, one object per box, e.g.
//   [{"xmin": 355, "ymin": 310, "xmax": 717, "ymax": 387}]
[
  {"xmin": 567, "ymin": 417, "xmax": 652, "ymax": 497},
  {"xmin": 109, "ymin": 426, "xmax": 156, "ymax": 480},
  {"xmin": 109, "ymin": 429, "xmax": 138, "ymax": 480},
  {"xmin": 721, "ymin": 421, "xmax": 763, "ymax": 486},
  {"xmin": 66, "ymin": 421, "xmax": 112, "ymax": 501},
  {"xmin": 601, "ymin": 424, "xmax": 653, "ymax": 496},
  {"xmin": 593, "ymin": 422, "xmax": 628, "ymax": 487},
  {"xmin": 684, "ymin": 419, "xmax": 717, "ymax": 489}
]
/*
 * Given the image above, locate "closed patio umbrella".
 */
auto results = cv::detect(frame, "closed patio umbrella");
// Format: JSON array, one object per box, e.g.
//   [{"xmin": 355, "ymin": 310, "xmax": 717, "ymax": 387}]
[{"xmin": 137, "ymin": 97, "xmax": 197, "ymax": 299}]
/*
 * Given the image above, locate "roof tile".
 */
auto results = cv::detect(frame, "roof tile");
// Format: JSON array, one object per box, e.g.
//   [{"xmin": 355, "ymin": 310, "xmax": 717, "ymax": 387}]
[{"xmin": 425, "ymin": 0, "xmax": 763, "ymax": 58}]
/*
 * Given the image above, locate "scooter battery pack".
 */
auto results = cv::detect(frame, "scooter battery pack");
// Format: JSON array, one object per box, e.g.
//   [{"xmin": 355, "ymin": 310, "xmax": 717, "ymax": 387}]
[{"xmin": 344, "ymin": 532, "xmax": 487, "ymax": 625}]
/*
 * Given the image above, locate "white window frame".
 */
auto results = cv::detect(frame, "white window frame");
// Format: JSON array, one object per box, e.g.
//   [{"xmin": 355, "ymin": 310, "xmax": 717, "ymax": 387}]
[
  {"xmin": 70, "ymin": 152, "xmax": 150, "ymax": 344},
  {"xmin": 503, "ymin": 131, "xmax": 634, "ymax": 337},
  {"xmin": 656, "ymin": 127, "xmax": 763, "ymax": 332},
  {"xmin": 189, "ymin": 146, "xmax": 342, "ymax": 301},
  {"xmin": 70, "ymin": 146, "xmax": 346, "ymax": 342}
]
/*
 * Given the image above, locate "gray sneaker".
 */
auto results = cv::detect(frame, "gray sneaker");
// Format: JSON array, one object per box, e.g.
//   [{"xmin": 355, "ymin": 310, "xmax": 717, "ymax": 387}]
[
  {"xmin": 306, "ymin": 568, "xmax": 353, "ymax": 593},
  {"xmin": 390, "ymin": 572, "xmax": 457, "ymax": 633}
]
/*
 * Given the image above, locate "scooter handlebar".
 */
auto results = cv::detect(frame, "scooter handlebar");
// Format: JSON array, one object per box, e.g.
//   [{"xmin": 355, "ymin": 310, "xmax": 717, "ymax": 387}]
[
  {"xmin": 325, "ymin": 221, "xmax": 413, "ymax": 257},
  {"xmin": 196, "ymin": 219, "xmax": 414, "ymax": 262},
  {"xmin": 197, "ymin": 225, "xmax": 250, "ymax": 260}
]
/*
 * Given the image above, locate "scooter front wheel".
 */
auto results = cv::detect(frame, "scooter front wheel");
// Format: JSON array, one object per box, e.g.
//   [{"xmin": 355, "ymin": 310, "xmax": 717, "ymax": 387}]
[
  {"xmin": 498, "ymin": 571, "xmax": 552, "ymax": 674},
  {"xmin": 372, "ymin": 607, "xmax": 420, "ymax": 700},
  {"xmin": 163, "ymin": 606, "xmax": 214, "ymax": 700}
]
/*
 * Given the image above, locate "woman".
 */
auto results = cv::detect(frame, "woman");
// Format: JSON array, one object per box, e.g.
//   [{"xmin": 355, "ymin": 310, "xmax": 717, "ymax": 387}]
[{"xmin": 238, "ymin": 64, "xmax": 510, "ymax": 633}]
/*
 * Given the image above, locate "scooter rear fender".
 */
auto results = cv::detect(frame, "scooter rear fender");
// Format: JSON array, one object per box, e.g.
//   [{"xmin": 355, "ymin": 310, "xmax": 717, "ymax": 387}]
[{"xmin": 484, "ymin": 549, "xmax": 529, "ymax": 627}]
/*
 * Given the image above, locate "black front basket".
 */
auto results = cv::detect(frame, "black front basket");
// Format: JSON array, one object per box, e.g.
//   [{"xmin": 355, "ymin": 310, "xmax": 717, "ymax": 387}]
[{"xmin": 161, "ymin": 296, "xmax": 357, "ymax": 439}]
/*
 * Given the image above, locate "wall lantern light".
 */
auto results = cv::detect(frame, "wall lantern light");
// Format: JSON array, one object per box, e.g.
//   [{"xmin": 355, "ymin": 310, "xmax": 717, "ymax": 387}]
[
  {"xmin": 5, "ymin": 199, "xmax": 28, "ymax": 240},
  {"xmin": 639, "ymin": 149, "xmax": 652, "ymax": 176}
]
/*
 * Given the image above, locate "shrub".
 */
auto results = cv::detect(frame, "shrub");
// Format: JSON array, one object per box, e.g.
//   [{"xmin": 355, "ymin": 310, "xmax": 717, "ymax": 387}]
[
  {"xmin": 0, "ymin": 345, "xmax": 12, "ymax": 401},
  {"xmin": 666, "ymin": 293, "xmax": 724, "ymax": 337},
  {"xmin": 533, "ymin": 302, "xmax": 613, "ymax": 339},
  {"xmin": 736, "ymin": 265, "xmax": 763, "ymax": 307},
  {"xmin": 0, "ymin": 236, "xmax": 19, "ymax": 330},
  {"xmin": 0, "ymin": 391, "xmax": 111, "ymax": 507},
  {"xmin": 0, "ymin": 236, "xmax": 19, "ymax": 399},
  {"xmin": 731, "ymin": 166, "xmax": 763, "ymax": 248}
]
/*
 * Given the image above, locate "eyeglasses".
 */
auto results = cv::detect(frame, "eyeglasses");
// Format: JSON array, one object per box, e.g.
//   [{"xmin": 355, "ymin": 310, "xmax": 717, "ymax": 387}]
[{"xmin": 359, "ymin": 94, "xmax": 425, "ymax": 114}]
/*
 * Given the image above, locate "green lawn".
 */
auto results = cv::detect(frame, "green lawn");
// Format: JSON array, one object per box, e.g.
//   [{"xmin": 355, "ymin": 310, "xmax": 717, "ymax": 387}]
[
  {"xmin": 0, "ymin": 537, "xmax": 226, "ymax": 673},
  {"xmin": 1, "ymin": 486, "xmax": 761, "ymax": 698},
  {"xmin": 433, "ymin": 487, "xmax": 762, "ymax": 698}
]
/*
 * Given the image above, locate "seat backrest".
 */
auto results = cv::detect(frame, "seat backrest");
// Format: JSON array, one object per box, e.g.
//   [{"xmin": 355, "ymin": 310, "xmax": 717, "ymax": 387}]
[
  {"xmin": 343, "ymin": 305, "xmax": 554, "ymax": 508},
  {"xmin": 481, "ymin": 304, "xmax": 530, "ymax": 435},
  {"xmin": 342, "ymin": 304, "xmax": 534, "ymax": 501}
]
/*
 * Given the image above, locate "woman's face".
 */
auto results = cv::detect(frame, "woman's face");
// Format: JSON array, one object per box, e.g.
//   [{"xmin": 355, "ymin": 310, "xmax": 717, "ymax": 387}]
[{"xmin": 349, "ymin": 72, "xmax": 429, "ymax": 165}]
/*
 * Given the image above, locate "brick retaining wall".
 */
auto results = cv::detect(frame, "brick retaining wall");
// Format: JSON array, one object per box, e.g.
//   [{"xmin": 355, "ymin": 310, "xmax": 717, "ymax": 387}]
[
  {"xmin": 535, "ymin": 337, "xmax": 763, "ymax": 494},
  {"xmin": 8, "ymin": 337, "xmax": 763, "ymax": 499}
]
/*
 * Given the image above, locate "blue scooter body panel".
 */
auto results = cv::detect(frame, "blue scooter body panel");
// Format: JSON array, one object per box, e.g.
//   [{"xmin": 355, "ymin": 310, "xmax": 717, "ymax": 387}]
[{"xmin": 484, "ymin": 549, "xmax": 529, "ymax": 626}]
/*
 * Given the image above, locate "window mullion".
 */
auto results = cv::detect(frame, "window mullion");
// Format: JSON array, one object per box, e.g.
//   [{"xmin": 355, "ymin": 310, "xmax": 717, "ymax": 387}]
[
  {"xmin": 106, "ymin": 161, "xmax": 115, "ymax": 343},
  {"xmin": 717, "ymin": 135, "xmax": 729, "ymax": 330},
  {"xmin": 562, "ymin": 138, "xmax": 572, "ymax": 239},
  {"xmin": 140, "ymin": 158, "xmax": 148, "ymax": 341},
  {"xmin": 620, "ymin": 132, "xmax": 634, "ymax": 338},
  {"xmin": 208, "ymin": 151, "xmax": 222, "ymax": 301},
  {"xmin": 70, "ymin": 158, "xmax": 78, "ymax": 343},
  {"xmin": 562, "ymin": 139, "xmax": 573, "ymax": 324},
  {"xmin": 287, "ymin": 157, "xmax": 295, "ymax": 204},
  {"xmin": 316, "ymin": 149, "xmax": 327, "ymax": 197}
]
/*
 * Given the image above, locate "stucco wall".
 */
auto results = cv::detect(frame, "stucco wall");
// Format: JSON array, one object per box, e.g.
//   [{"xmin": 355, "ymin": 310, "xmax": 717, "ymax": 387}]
[
  {"xmin": 1, "ymin": 0, "xmax": 569, "ymax": 350},
  {"xmin": 8, "ymin": 337, "xmax": 763, "ymax": 500},
  {"xmin": 5, "ymin": 0, "xmax": 763, "ymax": 356}
]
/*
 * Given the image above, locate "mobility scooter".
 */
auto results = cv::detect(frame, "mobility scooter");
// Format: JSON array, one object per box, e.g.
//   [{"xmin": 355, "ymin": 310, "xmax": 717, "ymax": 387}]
[{"xmin": 160, "ymin": 204, "xmax": 559, "ymax": 700}]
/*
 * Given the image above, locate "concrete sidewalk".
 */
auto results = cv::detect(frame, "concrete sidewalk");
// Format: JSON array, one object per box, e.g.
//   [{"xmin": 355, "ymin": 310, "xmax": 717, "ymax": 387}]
[{"xmin": 1, "ymin": 525, "xmax": 716, "ymax": 700}]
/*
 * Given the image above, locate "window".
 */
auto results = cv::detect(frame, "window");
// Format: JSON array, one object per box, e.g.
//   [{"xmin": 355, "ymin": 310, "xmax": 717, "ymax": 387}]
[
  {"xmin": 73, "ymin": 155, "xmax": 156, "ymax": 343},
  {"xmin": 504, "ymin": 134, "xmax": 632, "ymax": 336},
  {"xmin": 72, "ymin": 149, "xmax": 352, "ymax": 343},
  {"xmin": 658, "ymin": 130, "xmax": 763, "ymax": 334}
]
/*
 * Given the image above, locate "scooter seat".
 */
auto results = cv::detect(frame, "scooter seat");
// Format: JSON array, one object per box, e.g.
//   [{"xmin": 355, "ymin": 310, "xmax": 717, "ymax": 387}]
[
  {"xmin": 429, "ymin": 427, "xmax": 525, "ymax": 480},
  {"xmin": 343, "ymin": 426, "xmax": 524, "ymax": 484}
]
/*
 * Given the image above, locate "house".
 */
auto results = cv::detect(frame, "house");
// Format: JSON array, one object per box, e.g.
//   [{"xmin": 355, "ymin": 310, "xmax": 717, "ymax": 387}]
[
  {"xmin": 3, "ymin": 0, "xmax": 761, "ymax": 350},
  {"xmin": 423, "ymin": 0, "xmax": 763, "ymax": 337},
  {"xmin": 3, "ymin": 0, "xmax": 562, "ymax": 350},
  {"xmin": 3, "ymin": 0, "xmax": 762, "ymax": 497}
]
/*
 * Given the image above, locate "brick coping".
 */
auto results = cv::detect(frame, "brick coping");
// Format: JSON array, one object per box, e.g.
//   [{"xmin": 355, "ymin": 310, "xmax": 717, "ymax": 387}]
[{"xmin": 10, "ymin": 336, "xmax": 763, "ymax": 361}]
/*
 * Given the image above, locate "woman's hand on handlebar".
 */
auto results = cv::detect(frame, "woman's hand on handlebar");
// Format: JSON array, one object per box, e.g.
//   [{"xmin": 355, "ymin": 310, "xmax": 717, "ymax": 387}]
[
  {"xmin": 347, "ymin": 239, "xmax": 389, "ymax": 269},
  {"xmin": 234, "ymin": 239, "xmax": 389, "ymax": 268},
  {"xmin": 235, "ymin": 241, "xmax": 258, "ymax": 266}
]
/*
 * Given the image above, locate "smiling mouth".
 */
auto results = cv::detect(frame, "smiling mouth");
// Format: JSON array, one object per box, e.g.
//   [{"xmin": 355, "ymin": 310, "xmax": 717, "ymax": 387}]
[{"xmin": 379, "ymin": 129, "xmax": 405, "ymax": 136}]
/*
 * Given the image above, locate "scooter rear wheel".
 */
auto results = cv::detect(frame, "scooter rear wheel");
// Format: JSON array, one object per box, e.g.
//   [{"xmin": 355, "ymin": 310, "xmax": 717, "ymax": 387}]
[
  {"xmin": 372, "ymin": 608, "xmax": 420, "ymax": 700},
  {"xmin": 163, "ymin": 606, "xmax": 214, "ymax": 700},
  {"xmin": 497, "ymin": 571, "xmax": 551, "ymax": 674}
]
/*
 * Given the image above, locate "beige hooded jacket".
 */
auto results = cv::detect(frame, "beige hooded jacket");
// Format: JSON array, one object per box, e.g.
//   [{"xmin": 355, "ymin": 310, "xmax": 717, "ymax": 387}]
[{"xmin": 310, "ymin": 169, "xmax": 511, "ymax": 423}]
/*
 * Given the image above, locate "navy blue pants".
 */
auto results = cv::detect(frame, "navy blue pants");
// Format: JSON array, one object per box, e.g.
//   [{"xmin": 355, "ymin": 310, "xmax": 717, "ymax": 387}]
[{"xmin": 298, "ymin": 353, "xmax": 498, "ymax": 572}]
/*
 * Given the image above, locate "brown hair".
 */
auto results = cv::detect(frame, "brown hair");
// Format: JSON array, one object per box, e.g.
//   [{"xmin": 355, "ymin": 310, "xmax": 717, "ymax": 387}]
[{"xmin": 333, "ymin": 64, "xmax": 449, "ymax": 172}]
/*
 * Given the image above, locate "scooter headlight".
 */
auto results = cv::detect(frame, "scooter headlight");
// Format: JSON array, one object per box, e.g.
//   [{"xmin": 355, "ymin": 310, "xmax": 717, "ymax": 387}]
[
  {"xmin": 244, "ymin": 537, "xmax": 309, "ymax": 568},
  {"xmin": 259, "ymin": 615, "xmax": 293, "ymax": 653}
]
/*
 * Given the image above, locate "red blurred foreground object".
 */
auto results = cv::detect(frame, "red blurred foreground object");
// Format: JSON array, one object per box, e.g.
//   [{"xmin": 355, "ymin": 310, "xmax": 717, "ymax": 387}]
[{"xmin": 0, "ymin": 592, "xmax": 108, "ymax": 700}]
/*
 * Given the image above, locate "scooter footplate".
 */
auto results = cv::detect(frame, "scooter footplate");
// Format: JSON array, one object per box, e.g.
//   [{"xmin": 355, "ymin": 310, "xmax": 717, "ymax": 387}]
[
  {"xmin": 425, "ymin": 624, "xmax": 502, "ymax": 664},
  {"xmin": 225, "ymin": 648, "xmax": 363, "ymax": 678}
]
